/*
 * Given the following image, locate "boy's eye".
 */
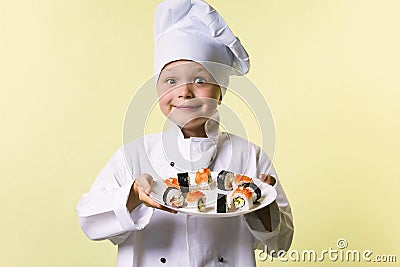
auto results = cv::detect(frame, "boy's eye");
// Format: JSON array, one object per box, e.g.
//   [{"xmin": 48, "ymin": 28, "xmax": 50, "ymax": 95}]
[
  {"xmin": 166, "ymin": 78, "xmax": 176, "ymax": 85},
  {"xmin": 194, "ymin": 77, "xmax": 206, "ymax": 84}
]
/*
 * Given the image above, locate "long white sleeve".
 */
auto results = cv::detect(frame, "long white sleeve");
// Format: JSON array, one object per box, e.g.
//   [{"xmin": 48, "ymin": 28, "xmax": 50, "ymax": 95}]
[
  {"xmin": 243, "ymin": 180, "xmax": 294, "ymax": 252},
  {"xmin": 76, "ymin": 146, "xmax": 153, "ymax": 245},
  {"xmin": 243, "ymin": 150, "xmax": 294, "ymax": 253}
]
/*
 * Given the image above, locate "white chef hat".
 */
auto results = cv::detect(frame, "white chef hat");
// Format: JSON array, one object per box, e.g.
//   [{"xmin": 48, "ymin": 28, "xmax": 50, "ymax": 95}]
[{"xmin": 154, "ymin": 0, "xmax": 250, "ymax": 86}]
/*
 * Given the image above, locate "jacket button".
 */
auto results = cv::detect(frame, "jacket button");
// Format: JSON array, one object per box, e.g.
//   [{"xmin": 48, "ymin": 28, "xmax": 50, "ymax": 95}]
[
  {"xmin": 160, "ymin": 257, "xmax": 166, "ymax": 263},
  {"xmin": 218, "ymin": 257, "xmax": 224, "ymax": 262},
  {"xmin": 170, "ymin": 162, "xmax": 175, "ymax": 167}
]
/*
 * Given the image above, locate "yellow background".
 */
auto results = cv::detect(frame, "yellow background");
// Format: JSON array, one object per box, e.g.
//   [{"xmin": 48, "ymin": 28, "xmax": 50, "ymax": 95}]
[{"xmin": 1, "ymin": 0, "xmax": 399, "ymax": 266}]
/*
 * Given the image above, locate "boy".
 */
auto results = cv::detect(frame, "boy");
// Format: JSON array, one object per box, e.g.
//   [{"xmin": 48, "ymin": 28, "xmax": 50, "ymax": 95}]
[{"xmin": 77, "ymin": 0, "xmax": 293, "ymax": 266}]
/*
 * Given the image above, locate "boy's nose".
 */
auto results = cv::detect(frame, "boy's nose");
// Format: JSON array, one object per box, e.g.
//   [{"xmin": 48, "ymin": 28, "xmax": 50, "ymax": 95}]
[{"xmin": 177, "ymin": 82, "xmax": 194, "ymax": 99}]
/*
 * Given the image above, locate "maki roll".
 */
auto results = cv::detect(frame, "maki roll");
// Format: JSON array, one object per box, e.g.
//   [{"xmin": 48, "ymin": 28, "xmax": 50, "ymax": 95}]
[
  {"xmin": 227, "ymin": 186, "xmax": 257, "ymax": 211},
  {"xmin": 232, "ymin": 174, "xmax": 254, "ymax": 188},
  {"xmin": 195, "ymin": 168, "xmax": 212, "ymax": 189},
  {"xmin": 164, "ymin": 177, "xmax": 180, "ymax": 189},
  {"xmin": 163, "ymin": 187, "xmax": 184, "ymax": 208},
  {"xmin": 177, "ymin": 172, "xmax": 190, "ymax": 193},
  {"xmin": 241, "ymin": 182, "xmax": 261, "ymax": 203},
  {"xmin": 216, "ymin": 193, "xmax": 227, "ymax": 213},
  {"xmin": 217, "ymin": 170, "xmax": 234, "ymax": 191},
  {"xmin": 186, "ymin": 190, "xmax": 207, "ymax": 212}
]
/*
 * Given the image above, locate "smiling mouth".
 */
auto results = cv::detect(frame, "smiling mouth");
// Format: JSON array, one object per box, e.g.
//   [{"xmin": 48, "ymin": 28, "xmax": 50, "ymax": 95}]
[{"xmin": 173, "ymin": 105, "xmax": 202, "ymax": 110}]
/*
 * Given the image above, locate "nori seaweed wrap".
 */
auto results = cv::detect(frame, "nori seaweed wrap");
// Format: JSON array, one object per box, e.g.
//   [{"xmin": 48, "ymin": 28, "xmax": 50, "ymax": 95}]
[
  {"xmin": 241, "ymin": 182, "xmax": 261, "ymax": 203},
  {"xmin": 216, "ymin": 193, "xmax": 227, "ymax": 213},
  {"xmin": 217, "ymin": 170, "xmax": 234, "ymax": 191},
  {"xmin": 163, "ymin": 187, "xmax": 184, "ymax": 208},
  {"xmin": 177, "ymin": 172, "xmax": 189, "ymax": 193}
]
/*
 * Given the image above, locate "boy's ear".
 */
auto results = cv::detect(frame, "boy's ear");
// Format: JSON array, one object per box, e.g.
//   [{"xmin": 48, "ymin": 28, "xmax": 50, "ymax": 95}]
[{"xmin": 218, "ymin": 86, "xmax": 224, "ymax": 105}]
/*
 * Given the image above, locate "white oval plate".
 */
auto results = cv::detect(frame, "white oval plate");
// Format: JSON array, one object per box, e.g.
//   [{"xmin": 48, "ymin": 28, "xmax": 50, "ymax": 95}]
[{"xmin": 150, "ymin": 172, "xmax": 277, "ymax": 218}]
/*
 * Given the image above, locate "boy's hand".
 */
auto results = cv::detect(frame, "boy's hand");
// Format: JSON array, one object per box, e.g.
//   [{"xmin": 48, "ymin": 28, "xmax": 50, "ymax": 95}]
[
  {"xmin": 127, "ymin": 173, "xmax": 177, "ymax": 214},
  {"xmin": 259, "ymin": 174, "xmax": 276, "ymax": 186}
]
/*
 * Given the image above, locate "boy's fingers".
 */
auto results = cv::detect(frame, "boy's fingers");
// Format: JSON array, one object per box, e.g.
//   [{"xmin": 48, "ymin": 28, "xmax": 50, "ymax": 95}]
[
  {"xmin": 140, "ymin": 193, "xmax": 161, "ymax": 208},
  {"xmin": 259, "ymin": 174, "xmax": 276, "ymax": 186},
  {"xmin": 139, "ymin": 188, "xmax": 177, "ymax": 214},
  {"xmin": 136, "ymin": 173, "xmax": 154, "ymax": 194},
  {"xmin": 158, "ymin": 205, "xmax": 178, "ymax": 214},
  {"xmin": 267, "ymin": 176, "xmax": 276, "ymax": 186},
  {"xmin": 137, "ymin": 183, "xmax": 152, "ymax": 196},
  {"xmin": 259, "ymin": 174, "xmax": 267, "ymax": 182},
  {"xmin": 136, "ymin": 173, "xmax": 177, "ymax": 214}
]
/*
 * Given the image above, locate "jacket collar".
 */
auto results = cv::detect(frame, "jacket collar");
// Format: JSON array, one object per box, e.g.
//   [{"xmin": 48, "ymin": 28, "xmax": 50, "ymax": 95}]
[
  {"xmin": 162, "ymin": 111, "xmax": 221, "ymax": 171},
  {"xmin": 172, "ymin": 111, "xmax": 220, "ymax": 141}
]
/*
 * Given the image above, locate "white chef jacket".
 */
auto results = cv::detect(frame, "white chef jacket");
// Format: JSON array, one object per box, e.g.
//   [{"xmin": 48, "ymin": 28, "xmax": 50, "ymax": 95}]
[{"xmin": 77, "ymin": 115, "xmax": 294, "ymax": 267}]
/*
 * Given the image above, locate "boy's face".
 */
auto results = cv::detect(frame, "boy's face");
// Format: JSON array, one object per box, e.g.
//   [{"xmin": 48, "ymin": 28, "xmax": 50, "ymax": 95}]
[{"xmin": 157, "ymin": 60, "xmax": 221, "ymax": 133}]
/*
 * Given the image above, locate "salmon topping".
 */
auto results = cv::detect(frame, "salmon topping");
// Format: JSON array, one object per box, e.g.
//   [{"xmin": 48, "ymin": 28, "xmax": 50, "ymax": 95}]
[{"xmin": 164, "ymin": 177, "xmax": 180, "ymax": 189}]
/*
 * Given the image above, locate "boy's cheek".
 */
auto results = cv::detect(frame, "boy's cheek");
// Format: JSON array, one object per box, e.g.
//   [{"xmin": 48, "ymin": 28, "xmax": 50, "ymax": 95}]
[
  {"xmin": 157, "ymin": 95, "xmax": 170, "ymax": 107},
  {"xmin": 156, "ymin": 87, "xmax": 173, "ymax": 100},
  {"xmin": 159, "ymin": 103, "xmax": 171, "ymax": 116}
]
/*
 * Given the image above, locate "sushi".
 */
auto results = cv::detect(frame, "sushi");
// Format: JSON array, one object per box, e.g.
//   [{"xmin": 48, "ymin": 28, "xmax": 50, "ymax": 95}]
[
  {"xmin": 216, "ymin": 193, "xmax": 227, "ymax": 213},
  {"xmin": 186, "ymin": 190, "xmax": 207, "ymax": 212},
  {"xmin": 217, "ymin": 170, "xmax": 234, "ymax": 191},
  {"xmin": 195, "ymin": 168, "xmax": 212, "ymax": 189},
  {"xmin": 177, "ymin": 172, "xmax": 190, "ymax": 193},
  {"xmin": 241, "ymin": 182, "xmax": 261, "ymax": 203},
  {"xmin": 227, "ymin": 185, "xmax": 257, "ymax": 210},
  {"xmin": 163, "ymin": 187, "xmax": 184, "ymax": 208},
  {"xmin": 164, "ymin": 177, "xmax": 180, "ymax": 189},
  {"xmin": 232, "ymin": 174, "xmax": 254, "ymax": 188}
]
